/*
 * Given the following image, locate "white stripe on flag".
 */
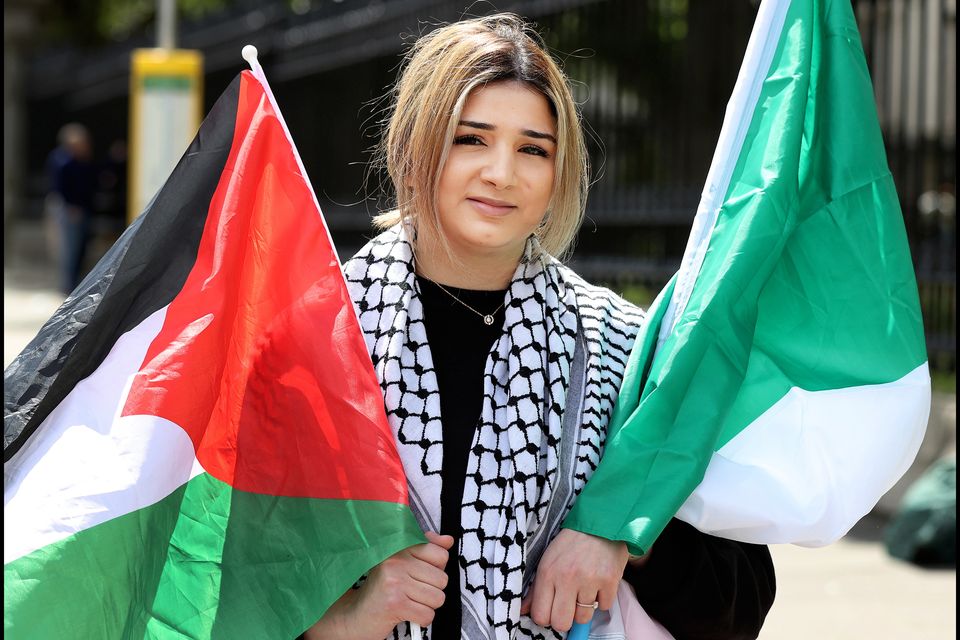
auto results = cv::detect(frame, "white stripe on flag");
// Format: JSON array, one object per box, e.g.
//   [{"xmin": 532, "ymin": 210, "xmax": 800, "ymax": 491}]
[
  {"xmin": 676, "ymin": 362, "xmax": 931, "ymax": 546},
  {"xmin": 658, "ymin": 0, "xmax": 792, "ymax": 350},
  {"xmin": 3, "ymin": 307, "xmax": 205, "ymax": 564}
]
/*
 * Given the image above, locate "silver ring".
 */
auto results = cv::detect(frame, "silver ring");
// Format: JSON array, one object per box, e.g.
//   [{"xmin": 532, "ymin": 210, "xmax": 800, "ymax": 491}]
[{"xmin": 576, "ymin": 601, "xmax": 599, "ymax": 610}]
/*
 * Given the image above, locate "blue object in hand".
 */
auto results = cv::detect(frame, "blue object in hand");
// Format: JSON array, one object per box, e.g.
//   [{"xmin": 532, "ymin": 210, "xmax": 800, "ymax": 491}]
[{"xmin": 567, "ymin": 620, "xmax": 591, "ymax": 640}]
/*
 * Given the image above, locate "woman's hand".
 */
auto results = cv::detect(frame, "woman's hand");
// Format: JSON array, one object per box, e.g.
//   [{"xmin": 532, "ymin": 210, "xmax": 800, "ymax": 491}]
[
  {"xmin": 520, "ymin": 529, "xmax": 628, "ymax": 632},
  {"xmin": 304, "ymin": 531, "xmax": 454, "ymax": 640}
]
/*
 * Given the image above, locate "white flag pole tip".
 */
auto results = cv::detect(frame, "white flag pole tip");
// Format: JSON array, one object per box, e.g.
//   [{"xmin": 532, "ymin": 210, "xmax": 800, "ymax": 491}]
[{"xmin": 241, "ymin": 45, "xmax": 259, "ymax": 67}]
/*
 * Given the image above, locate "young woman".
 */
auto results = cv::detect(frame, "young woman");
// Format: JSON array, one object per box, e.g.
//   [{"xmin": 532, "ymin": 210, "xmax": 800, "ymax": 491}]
[{"xmin": 306, "ymin": 13, "xmax": 774, "ymax": 640}]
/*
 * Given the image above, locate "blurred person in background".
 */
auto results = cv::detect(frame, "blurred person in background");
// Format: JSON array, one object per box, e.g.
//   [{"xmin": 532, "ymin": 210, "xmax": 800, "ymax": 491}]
[{"xmin": 45, "ymin": 123, "xmax": 97, "ymax": 294}]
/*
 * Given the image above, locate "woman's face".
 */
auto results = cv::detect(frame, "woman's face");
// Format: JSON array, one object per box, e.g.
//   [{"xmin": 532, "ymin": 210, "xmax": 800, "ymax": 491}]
[{"xmin": 435, "ymin": 81, "xmax": 557, "ymax": 264}]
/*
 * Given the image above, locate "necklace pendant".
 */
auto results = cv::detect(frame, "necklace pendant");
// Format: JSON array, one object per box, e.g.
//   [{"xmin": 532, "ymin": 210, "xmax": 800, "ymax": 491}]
[{"xmin": 483, "ymin": 314, "xmax": 494, "ymax": 325}]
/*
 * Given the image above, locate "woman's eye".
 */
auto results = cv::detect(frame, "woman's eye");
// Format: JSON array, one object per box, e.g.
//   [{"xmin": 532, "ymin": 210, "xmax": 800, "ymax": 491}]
[
  {"xmin": 453, "ymin": 135, "xmax": 484, "ymax": 146},
  {"xmin": 521, "ymin": 145, "xmax": 550, "ymax": 158}
]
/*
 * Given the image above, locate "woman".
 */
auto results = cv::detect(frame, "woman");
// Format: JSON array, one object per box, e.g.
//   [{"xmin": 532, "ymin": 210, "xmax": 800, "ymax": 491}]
[{"xmin": 306, "ymin": 13, "xmax": 774, "ymax": 640}]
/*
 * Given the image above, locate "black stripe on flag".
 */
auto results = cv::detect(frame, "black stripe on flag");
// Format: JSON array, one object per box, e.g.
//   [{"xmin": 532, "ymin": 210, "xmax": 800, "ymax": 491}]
[{"xmin": 4, "ymin": 75, "xmax": 242, "ymax": 461}]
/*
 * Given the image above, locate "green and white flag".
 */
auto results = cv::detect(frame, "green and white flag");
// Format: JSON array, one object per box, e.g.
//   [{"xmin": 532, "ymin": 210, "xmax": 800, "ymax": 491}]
[{"xmin": 566, "ymin": 0, "xmax": 930, "ymax": 554}]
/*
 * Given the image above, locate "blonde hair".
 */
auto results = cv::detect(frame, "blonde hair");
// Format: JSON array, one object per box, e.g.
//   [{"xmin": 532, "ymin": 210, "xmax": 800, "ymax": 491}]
[{"xmin": 373, "ymin": 13, "xmax": 589, "ymax": 259}]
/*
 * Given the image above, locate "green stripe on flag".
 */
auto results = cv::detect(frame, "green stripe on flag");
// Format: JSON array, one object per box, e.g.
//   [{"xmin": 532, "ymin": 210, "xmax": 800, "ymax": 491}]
[
  {"xmin": 686, "ymin": 0, "xmax": 926, "ymax": 447},
  {"xmin": 5, "ymin": 473, "xmax": 423, "ymax": 639}
]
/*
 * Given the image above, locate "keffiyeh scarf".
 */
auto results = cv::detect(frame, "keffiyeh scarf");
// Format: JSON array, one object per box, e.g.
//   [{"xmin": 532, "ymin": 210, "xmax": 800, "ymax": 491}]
[{"xmin": 343, "ymin": 226, "xmax": 643, "ymax": 640}]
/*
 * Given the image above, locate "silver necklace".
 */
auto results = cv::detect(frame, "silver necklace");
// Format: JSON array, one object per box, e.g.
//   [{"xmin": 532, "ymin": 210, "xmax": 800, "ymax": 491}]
[{"xmin": 429, "ymin": 280, "xmax": 506, "ymax": 326}]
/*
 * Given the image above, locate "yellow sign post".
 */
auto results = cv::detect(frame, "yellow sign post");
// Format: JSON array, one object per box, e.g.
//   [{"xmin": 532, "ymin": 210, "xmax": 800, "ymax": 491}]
[{"xmin": 128, "ymin": 49, "xmax": 203, "ymax": 224}]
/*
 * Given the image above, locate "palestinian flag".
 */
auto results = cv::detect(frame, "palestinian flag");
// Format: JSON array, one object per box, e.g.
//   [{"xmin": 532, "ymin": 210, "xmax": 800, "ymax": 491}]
[
  {"xmin": 4, "ymin": 62, "xmax": 423, "ymax": 637},
  {"xmin": 566, "ymin": 0, "xmax": 931, "ymax": 554}
]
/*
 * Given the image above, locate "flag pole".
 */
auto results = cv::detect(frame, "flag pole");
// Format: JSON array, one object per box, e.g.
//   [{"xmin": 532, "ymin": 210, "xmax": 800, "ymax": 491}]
[{"xmin": 241, "ymin": 42, "xmax": 426, "ymax": 640}]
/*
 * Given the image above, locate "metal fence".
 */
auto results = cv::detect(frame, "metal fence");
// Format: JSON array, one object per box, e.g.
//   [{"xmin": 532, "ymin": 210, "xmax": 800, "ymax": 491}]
[
  {"xmin": 537, "ymin": 1, "xmax": 755, "ymax": 294},
  {"xmin": 857, "ymin": 0, "xmax": 957, "ymax": 370}
]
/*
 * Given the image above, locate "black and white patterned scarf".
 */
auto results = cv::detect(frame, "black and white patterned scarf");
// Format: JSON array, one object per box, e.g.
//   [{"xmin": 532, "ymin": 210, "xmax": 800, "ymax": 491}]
[{"xmin": 343, "ymin": 225, "xmax": 643, "ymax": 640}]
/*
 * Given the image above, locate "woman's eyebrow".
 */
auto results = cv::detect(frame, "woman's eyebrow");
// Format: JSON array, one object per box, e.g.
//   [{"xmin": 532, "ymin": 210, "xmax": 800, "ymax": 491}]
[
  {"xmin": 458, "ymin": 120, "xmax": 557, "ymax": 144},
  {"xmin": 459, "ymin": 119, "xmax": 494, "ymax": 131}
]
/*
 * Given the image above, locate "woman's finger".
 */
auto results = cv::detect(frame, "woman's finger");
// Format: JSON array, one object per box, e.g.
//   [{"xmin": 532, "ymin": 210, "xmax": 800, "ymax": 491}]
[
  {"xmin": 405, "ymin": 575, "xmax": 447, "ymax": 610},
  {"xmin": 596, "ymin": 581, "xmax": 618, "ymax": 612},
  {"xmin": 528, "ymin": 579, "xmax": 555, "ymax": 629},
  {"xmin": 424, "ymin": 531, "xmax": 455, "ymax": 549},
  {"xmin": 549, "ymin": 580, "xmax": 587, "ymax": 631},
  {"xmin": 409, "ymin": 540, "xmax": 451, "ymax": 570},
  {"xmin": 572, "ymin": 588, "xmax": 600, "ymax": 625},
  {"xmin": 402, "ymin": 599, "xmax": 438, "ymax": 629},
  {"xmin": 407, "ymin": 559, "xmax": 449, "ymax": 591}
]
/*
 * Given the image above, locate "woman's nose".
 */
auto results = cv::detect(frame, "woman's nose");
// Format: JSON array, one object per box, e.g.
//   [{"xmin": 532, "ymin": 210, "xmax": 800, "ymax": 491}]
[{"xmin": 479, "ymin": 146, "xmax": 516, "ymax": 189}]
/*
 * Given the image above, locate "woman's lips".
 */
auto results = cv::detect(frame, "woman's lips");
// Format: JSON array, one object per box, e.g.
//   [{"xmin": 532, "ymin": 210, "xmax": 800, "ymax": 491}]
[{"xmin": 468, "ymin": 197, "xmax": 516, "ymax": 216}]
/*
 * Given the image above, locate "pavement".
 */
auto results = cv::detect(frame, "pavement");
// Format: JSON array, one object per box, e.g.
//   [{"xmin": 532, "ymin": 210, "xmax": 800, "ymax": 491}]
[{"xmin": 3, "ymin": 218, "xmax": 956, "ymax": 639}]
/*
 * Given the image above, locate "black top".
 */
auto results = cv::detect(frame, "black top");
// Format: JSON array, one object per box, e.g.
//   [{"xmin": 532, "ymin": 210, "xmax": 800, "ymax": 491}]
[
  {"xmin": 416, "ymin": 275, "xmax": 508, "ymax": 637},
  {"xmin": 416, "ymin": 275, "xmax": 776, "ymax": 640}
]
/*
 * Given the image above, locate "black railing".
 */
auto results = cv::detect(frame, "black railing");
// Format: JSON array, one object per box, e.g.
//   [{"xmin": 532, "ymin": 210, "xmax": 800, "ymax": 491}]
[{"xmin": 857, "ymin": 0, "xmax": 957, "ymax": 370}]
